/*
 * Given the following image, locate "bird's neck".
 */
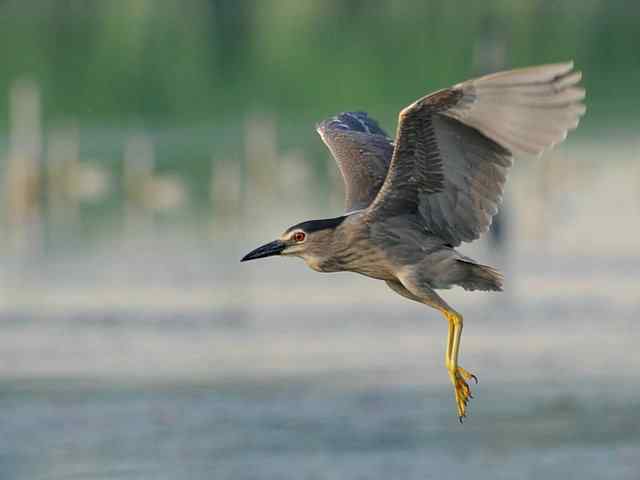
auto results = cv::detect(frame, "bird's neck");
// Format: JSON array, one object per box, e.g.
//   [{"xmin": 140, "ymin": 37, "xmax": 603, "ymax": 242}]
[{"xmin": 305, "ymin": 219, "xmax": 392, "ymax": 280}]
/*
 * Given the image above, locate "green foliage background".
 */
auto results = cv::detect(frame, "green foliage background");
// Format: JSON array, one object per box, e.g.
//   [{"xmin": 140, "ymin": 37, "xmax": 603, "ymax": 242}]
[
  {"xmin": 0, "ymin": 0, "xmax": 636, "ymax": 213},
  {"xmin": 1, "ymin": 1, "xmax": 635, "ymax": 123}
]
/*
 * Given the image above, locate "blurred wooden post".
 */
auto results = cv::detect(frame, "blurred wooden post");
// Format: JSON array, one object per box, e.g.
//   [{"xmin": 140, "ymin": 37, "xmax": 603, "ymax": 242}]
[
  {"xmin": 3, "ymin": 78, "xmax": 43, "ymax": 255},
  {"xmin": 210, "ymin": 156, "xmax": 242, "ymax": 237},
  {"xmin": 123, "ymin": 134, "xmax": 155, "ymax": 236},
  {"xmin": 47, "ymin": 124, "xmax": 111, "ymax": 242},
  {"xmin": 123, "ymin": 133, "xmax": 187, "ymax": 238},
  {"xmin": 243, "ymin": 113, "xmax": 316, "ymax": 223},
  {"xmin": 47, "ymin": 124, "xmax": 81, "ymax": 227},
  {"xmin": 279, "ymin": 148, "xmax": 312, "ymax": 215},
  {"xmin": 244, "ymin": 113, "xmax": 278, "ymax": 219}
]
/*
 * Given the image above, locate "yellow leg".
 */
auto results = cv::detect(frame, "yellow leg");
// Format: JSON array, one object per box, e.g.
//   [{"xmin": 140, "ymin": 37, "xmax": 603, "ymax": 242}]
[
  {"xmin": 384, "ymin": 279, "xmax": 478, "ymax": 422},
  {"xmin": 442, "ymin": 309, "xmax": 477, "ymax": 422},
  {"xmin": 445, "ymin": 317, "xmax": 453, "ymax": 370}
]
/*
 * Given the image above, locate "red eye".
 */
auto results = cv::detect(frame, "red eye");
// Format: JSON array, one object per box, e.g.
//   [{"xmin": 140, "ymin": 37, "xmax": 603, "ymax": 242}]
[{"xmin": 293, "ymin": 231, "xmax": 306, "ymax": 242}]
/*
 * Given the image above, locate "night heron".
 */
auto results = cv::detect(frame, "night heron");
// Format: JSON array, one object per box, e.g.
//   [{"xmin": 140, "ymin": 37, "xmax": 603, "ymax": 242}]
[{"xmin": 242, "ymin": 62, "xmax": 585, "ymax": 421}]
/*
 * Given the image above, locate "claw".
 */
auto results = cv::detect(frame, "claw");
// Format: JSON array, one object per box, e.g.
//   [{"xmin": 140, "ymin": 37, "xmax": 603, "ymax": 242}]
[{"xmin": 450, "ymin": 366, "xmax": 477, "ymax": 421}]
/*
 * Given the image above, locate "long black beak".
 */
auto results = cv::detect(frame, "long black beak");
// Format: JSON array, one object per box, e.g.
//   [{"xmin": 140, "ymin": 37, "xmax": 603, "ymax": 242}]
[{"xmin": 241, "ymin": 240, "xmax": 286, "ymax": 262}]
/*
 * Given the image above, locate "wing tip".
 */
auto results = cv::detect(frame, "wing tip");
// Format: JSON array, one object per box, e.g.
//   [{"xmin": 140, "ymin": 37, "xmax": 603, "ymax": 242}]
[
  {"xmin": 451, "ymin": 60, "xmax": 586, "ymax": 156},
  {"xmin": 472, "ymin": 60, "xmax": 581, "ymax": 88}
]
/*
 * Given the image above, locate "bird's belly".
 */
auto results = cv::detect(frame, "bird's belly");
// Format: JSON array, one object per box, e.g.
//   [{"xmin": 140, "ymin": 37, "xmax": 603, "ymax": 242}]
[
  {"xmin": 350, "ymin": 261, "xmax": 396, "ymax": 281},
  {"xmin": 310, "ymin": 261, "xmax": 391, "ymax": 280},
  {"xmin": 357, "ymin": 269, "xmax": 396, "ymax": 281}
]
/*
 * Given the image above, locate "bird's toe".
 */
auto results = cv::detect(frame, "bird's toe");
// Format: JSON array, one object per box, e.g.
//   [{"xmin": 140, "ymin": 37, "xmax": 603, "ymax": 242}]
[{"xmin": 451, "ymin": 366, "xmax": 476, "ymax": 421}]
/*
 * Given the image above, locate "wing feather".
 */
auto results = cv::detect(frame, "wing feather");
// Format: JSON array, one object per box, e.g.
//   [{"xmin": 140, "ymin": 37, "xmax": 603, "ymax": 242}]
[
  {"xmin": 367, "ymin": 62, "xmax": 585, "ymax": 246},
  {"xmin": 317, "ymin": 112, "xmax": 394, "ymax": 212}
]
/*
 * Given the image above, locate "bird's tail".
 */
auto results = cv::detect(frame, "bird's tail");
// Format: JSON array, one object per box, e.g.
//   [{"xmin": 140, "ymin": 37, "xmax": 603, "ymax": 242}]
[{"xmin": 455, "ymin": 259, "xmax": 503, "ymax": 292}]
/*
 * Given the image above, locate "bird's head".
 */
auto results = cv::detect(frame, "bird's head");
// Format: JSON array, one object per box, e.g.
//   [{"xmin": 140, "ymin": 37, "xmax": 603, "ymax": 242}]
[{"xmin": 241, "ymin": 216, "xmax": 347, "ymax": 271}]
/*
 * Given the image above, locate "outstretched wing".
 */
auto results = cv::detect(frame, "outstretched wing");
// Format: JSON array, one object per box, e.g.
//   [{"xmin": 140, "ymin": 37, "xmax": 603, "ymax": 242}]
[
  {"xmin": 367, "ymin": 62, "xmax": 586, "ymax": 246},
  {"xmin": 317, "ymin": 112, "xmax": 394, "ymax": 212}
]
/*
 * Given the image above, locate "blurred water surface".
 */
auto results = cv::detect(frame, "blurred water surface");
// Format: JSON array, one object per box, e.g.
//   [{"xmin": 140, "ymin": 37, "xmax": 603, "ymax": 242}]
[
  {"xmin": 0, "ymin": 231, "xmax": 639, "ymax": 479},
  {"xmin": 2, "ymin": 375, "xmax": 638, "ymax": 480}
]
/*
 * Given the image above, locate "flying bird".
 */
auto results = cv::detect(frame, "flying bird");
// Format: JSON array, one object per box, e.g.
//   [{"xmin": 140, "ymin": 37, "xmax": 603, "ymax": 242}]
[{"xmin": 242, "ymin": 62, "xmax": 586, "ymax": 421}]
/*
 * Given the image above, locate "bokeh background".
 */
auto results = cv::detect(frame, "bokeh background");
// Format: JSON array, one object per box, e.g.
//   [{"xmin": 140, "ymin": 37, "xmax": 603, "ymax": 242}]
[{"xmin": 1, "ymin": 1, "xmax": 639, "ymax": 479}]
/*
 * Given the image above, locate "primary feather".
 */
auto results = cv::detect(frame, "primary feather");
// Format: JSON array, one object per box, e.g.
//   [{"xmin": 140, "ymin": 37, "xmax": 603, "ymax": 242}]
[{"xmin": 365, "ymin": 61, "xmax": 585, "ymax": 246}]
